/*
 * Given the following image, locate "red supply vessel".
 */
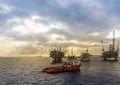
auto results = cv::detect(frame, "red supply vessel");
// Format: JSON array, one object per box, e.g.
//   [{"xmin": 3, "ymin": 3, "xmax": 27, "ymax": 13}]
[{"xmin": 42, "ymin": 56, "xmax": 81, "ymax": 73}]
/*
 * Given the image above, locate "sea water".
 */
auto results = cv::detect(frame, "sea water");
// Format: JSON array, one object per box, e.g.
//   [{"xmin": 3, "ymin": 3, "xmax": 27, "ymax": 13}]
[{"xmin": 0, "ymin": 57, "xmax": 120, "ymax": 85}]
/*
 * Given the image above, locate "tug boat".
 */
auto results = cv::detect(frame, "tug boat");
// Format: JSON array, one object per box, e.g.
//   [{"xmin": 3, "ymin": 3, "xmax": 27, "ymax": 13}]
[{"xmin": 42, "ymin": 56, "xmax": 81, "ymax": 73}]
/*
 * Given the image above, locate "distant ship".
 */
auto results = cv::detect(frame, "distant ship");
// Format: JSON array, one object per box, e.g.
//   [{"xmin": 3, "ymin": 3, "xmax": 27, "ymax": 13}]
[
  {"xmin": 80, "ymin": 48, "xmax": 91, "ymax": 62},
  {"xmin": 42, "ymin": 57, "xmax": 81, "ymax": 73},
  {"xmin": 101, "ymin": 31, "xmax": 119, "ymax": 61}
]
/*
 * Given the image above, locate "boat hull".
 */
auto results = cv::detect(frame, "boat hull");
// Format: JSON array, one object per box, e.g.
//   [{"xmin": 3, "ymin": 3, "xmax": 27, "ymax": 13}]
[{"xmin": 42, "ymin": 65, "xmax": 80, "ymax": 73}]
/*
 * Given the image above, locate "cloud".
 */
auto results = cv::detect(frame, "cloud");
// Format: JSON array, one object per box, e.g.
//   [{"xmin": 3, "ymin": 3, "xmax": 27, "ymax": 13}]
[{"xmin": 0, "ymin": 0, "xmax": 120, "ymax": 56}]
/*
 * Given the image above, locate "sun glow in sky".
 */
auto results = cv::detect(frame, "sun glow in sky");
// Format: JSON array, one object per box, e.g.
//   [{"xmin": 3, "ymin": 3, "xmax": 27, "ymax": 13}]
[{"xmin": 0, "ymin": 0, "xmax": 120, "ymax": 57}]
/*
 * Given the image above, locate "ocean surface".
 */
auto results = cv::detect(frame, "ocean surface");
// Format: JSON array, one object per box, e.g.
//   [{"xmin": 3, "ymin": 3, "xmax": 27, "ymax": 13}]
[{"xmin": 0, "ymin": 57, "xmax": 120, "ymax": 85}]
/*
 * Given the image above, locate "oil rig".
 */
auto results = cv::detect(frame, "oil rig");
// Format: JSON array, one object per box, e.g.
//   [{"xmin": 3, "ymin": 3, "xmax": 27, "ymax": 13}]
[
  {"xmin": 101, "ymin": 31, "xmax": 119, "ymax": 61},
  {"xmin": 50, "ymin": 48, "xmax": 65, "ymax": 63},
  {"xmin": 80, "ymin": 48, "xmax": 91, "ymax": 62}
]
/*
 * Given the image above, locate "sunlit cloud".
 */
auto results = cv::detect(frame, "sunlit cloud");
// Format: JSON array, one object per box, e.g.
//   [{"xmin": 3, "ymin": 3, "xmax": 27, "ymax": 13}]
[
  {"xmin": 89, "ymin": 32, "xmax": 100, "ymax": 36},
  {"xmin": 7, "ymin": 15, "xmax": 67, "ymax": 35},
  {"xmin": 107, "ymin": 29, "xmax": 120, "ymax": 39}
]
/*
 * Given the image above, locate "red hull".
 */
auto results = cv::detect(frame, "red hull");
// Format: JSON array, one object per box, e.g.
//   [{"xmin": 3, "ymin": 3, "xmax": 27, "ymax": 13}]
[{"xmin": 42, "ymin": 65, "xmax": 80, "ymax": 73}]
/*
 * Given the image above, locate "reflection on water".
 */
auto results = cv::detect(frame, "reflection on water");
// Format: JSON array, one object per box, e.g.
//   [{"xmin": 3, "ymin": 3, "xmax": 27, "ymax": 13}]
[{"xmin": 0, "ymin": 57, "xmax": 120, "ymax": 85}]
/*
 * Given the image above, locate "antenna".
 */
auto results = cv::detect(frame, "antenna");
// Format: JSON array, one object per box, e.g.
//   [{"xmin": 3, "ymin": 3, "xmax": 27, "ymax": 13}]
[
  {"xmin": 101, "ymin": 40, "xmax": 104, "ymax": 52},
  {"xmin": 60, "ymin": 48, "xmax": 62, "ymax": 52},
  {"xmin": 117, "ymin": 41, "xmax": 119, "ymax": 52},
  {"xmin": 86, "ymin": 47, "xmax": 89, "ymax": 53},
  {"xmin": 112, "ymin": 31, "xmax": 115, "ymax": 51}
]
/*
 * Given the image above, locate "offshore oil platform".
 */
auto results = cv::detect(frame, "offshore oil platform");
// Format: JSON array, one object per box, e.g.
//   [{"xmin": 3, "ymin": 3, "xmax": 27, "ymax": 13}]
[
  {"xmin": 101, "ymin": 31, "xmax": 119, "ymax": 61},
  {"xmin": 50, "ymin": 48, "xmax": 65, "ymax": 63},
  {"xmin": 80, "ymin": 48, "xmax": 91, "ymax": 62}
]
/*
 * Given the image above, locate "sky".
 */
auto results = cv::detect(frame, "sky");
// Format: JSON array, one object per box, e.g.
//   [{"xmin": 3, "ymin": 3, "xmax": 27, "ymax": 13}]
[{"xmin": 0, "ymin": 0, "xmax": 120, "ymax": 57}]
